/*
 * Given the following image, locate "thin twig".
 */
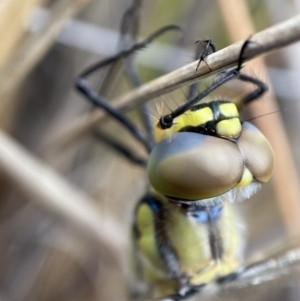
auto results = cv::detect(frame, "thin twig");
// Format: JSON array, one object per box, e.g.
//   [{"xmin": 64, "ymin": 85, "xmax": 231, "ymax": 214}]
[
  {"xmin": 0, "ymin": 0, "xmax": 44, "ymax": 69},
  {"xmin": 0, "ymin": 130, "xmax": 127, "ymax": 257},
  {"xmin": 0, "ymin": 0, "xmax": 91, "ymax": 125},
  {"xmin": 217, "ymin": 0, "xmax": 300, "ymax": 236},
  {"xmin": 47, "ymin": 14, "xmax": 300, "ymax": 152}
]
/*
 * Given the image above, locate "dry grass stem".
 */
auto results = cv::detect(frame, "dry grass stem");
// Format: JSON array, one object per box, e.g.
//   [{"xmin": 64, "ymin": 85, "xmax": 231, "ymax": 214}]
[
  {"xmin": 1, "ymin": 1, "xmax": 300, "ymax": 300},
  {"xmin": 49, "ymin": 14, "xmax": 300, "ymax": 151},
  {"xmin": 217, "ymin": 0, "xmax": 300, "ymax": 236},
  {"xmin": 0, "ymin": 0, "xmax": 44, "ymax": 69},
  {"xmin": 0, "ymin": 0, "xmax": 91, "ymax": 125},
  {"xmin": 0, "ymin": 130, "xmax": 127, "ymax": 255}
]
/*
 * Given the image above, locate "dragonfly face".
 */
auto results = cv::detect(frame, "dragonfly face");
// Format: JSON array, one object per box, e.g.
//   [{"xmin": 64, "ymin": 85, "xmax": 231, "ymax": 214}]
[{"xmin": 148, "ymin": 103, "xmax": 274, "ymax": 201}]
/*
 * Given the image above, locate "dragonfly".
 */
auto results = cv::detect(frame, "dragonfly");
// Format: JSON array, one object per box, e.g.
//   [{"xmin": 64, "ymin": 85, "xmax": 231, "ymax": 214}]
[{"xmin": 74, "ymin": 2, "xmax": 300, "ymax": 301}]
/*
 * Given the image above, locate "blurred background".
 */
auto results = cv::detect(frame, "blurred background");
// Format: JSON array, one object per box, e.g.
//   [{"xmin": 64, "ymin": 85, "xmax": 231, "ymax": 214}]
[{"xmin": 1, "ymin": 0, "xmax": 300, "ymax": 301}]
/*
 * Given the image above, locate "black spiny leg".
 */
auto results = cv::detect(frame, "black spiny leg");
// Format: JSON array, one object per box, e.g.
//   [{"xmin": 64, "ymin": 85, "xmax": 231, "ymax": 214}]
[
  {"xmin": 76, "ymin": 17, "xmax": 181, "ymax": 155},
  {"xmin": 119, "ymin": 0, "xmax": 156, "ymax": 148},
  {"xmin": 77, "ymin": 1, "xmax": 181, "ymax": 164},
  {"xmin": 188, "ymin": 39, "xmax": 216, "ymax": 100},
  {"xmin": 159, "ymin": 37, "xmax": 268, "ymax": 130},
  {"xmin": 234, "ymin": 39, "xmax": 268, "ymax": 108},
  {"xmin": 237, "ymin": 74, "xmax": 268, "ymax": 106},
  {"xmin": 94, "ymin": 0, "xmax": 148, "ymax": 165},
  {"xmin": 195, "ymin": 39, "xmax": 216, "ymax": 71}
]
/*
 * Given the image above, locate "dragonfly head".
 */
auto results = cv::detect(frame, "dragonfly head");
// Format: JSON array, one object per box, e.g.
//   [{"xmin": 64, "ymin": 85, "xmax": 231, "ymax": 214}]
[{"xmin": 148, "ymin": 101, "xmax": 274, "ymax": 202}]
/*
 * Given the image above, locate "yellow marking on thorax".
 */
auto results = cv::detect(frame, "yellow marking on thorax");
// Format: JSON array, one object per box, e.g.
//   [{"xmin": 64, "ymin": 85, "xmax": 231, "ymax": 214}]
[
  {"xmin": 172, "ymin": 107, "xmax": 213, "ymax": 133},
  {"xmin": 216, "ymin": 103, "xmax": 242, "ymax": 139},
  {"xmin": 165, "ymin": 203, "xmax": 211, "ymax": 275},
  {"xmin": 154, "ymin": 106, "xmax": 213, "ymax": 142},
  {"xmin": 135, "ymin": 198, "xmax": 243, "ymax": 293},
  {"xmin": 189, "ymin": 203, "xmax": 241, "ymax": 285},
  {"xmin": 136, "ymin": 204, "xmax": 164, "ymax": 270},
  {"xmin": 154, "ymin": 101, "xmax": 243, "ymax": 142},
  {"xmin": 165, "ymin": 202, "xmax": 241, "ymax": 283},
  {"xmin": 219, "ymin": 102, "xmax": 239, "ymax": 117},
  {"xmin": 216, "ymin": 118, "xmax": 242, "ymax": 139}
]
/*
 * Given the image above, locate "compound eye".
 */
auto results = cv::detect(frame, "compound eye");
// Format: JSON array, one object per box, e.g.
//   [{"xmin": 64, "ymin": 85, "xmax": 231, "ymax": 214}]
[
  {"xmin": 147, "ymin": 132, "xmax": 244, "ymax": 201},
  {"xmin": 237, "ymin": 122, "xmax": 274, "ymax": 183}
]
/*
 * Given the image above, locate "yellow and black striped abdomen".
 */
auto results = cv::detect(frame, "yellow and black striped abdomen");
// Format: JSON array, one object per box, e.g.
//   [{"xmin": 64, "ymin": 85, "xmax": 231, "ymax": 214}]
[{"xmin": 133, "ymin": 193, "xmax": 242, "ymax": 298}]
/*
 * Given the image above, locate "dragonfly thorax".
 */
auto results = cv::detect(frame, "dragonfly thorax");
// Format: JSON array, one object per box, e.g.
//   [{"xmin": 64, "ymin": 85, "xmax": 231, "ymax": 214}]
[{"xmin": 155, "ymin": 100, "xmax": 242, "ymax": 143}]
